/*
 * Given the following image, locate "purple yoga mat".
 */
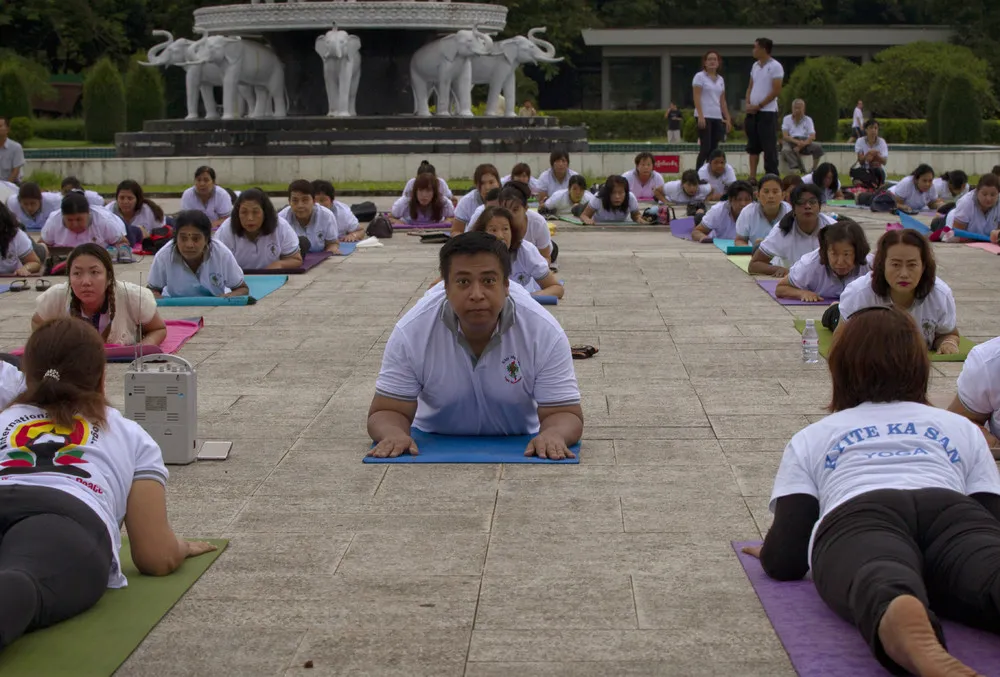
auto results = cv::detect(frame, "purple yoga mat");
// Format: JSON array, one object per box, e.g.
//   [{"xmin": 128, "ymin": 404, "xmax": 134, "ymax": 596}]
[
  {"xmin": 241, "ymin": 251, "xmax": 332, "ymax": 275},
  {"xmin": 669, "ymin": 216, "xmax": 696, "ymax": 240},
  {"xmin": 733, "ymin": 541, "xmax": 1000, "ymax": 676},
  {"xmin": 391, "ymin": 221, "xmax": 451, "ymax": 230},
  {"xmin": 756, "ymin": 278, "xmax": 834, "ymax": 306}
]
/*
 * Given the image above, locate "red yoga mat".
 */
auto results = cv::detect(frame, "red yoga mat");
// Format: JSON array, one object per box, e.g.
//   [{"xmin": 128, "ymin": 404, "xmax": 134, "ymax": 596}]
[{"xmin": 9, "ymin": 318, "xmax": 203, "ymax": 362}]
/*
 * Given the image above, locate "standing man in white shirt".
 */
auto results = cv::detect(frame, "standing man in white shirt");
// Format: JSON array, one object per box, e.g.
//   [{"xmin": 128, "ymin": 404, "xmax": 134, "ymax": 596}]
[
  {"xmin": 780, "ymin": 99, "xmax": 824, "ymax": 173},
  {"xmin": 0, "ymin": 117, "xmax": 24, "ymax": 185},
  {"xmin": 744, "ymin": 37, "xmax": 784, "ymax": 183},
  {"xmin": 368, "ymin": 231, "xmax": 583, "ymax": 460},
  {"xmin": 851, "ymin": 100, "xmax": 865, "ymax": 141}
]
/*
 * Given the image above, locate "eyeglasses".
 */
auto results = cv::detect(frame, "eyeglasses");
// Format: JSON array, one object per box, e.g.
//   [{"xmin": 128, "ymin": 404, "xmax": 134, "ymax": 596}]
[{"xmin": 795, "ymin": 199, "xmax": 819, "ymax": 207}]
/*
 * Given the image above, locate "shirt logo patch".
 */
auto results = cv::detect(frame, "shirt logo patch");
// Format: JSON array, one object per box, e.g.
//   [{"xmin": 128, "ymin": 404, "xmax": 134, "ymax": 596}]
[
  {"xmin": 0, "ymin": 416, "xmax": 94, "ymax": 479},
  {"xmin": 209, "ymin": 273, "xmax": 222, "ymax": 288},
  {"xmin": 269, "ymin": 243, "xmax": 278, "ymax": 256},
  {"xmin": 502, "ymin": 355, "xmax": 522, "ymax": 384},
  {"xmin": 514, "ymin": 272, "xmax": 531, "ymax": 286}
]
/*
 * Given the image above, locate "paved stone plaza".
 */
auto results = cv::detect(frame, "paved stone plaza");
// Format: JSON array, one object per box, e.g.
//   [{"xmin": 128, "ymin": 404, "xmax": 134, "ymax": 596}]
[{"xmin": 4, "ymin": 201, "xmax": 998, "ymax": 675}]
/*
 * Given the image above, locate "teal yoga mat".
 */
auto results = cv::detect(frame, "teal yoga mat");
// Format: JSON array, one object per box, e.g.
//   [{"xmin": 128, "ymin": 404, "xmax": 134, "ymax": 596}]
[
  {"xmin": 156, "ymin": 275, "xmax": 288, "ymax": 307},
  {"xmin": 364, "ymin": 429, "xmax": 581, "ymax": 464},
  {"xmin": 534, "ymin": 295, "xmax": 558, "ymax": 305},
  {"xmin": 713, "ymin": 238, "xmax": 753, "ymax": 255}
]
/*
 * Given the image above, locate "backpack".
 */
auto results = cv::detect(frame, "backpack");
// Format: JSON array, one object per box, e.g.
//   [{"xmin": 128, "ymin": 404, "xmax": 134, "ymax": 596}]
[
  {"xmin": 869, "ymin": 190, "xmax": 897, "ymax": 213},
  {"xmin": 351, "ymin": 201, "xmax": 377, "ymax": 222},
  {"xmin": 366, "ymin": 214, "xmax": 393, "ymax": 238},
  {"xmin": 141, "ymin": 225, "xmax": 174, "ymax": 254},
  {"xmin": 849, "ymin": 164, "xmax": 881, "ymax": 192}
]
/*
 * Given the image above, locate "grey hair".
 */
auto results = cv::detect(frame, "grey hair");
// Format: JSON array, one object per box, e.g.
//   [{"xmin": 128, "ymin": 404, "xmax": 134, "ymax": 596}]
[{"xmin": 793, "ymin": 98, "xmax": 805, "ymax": 107}]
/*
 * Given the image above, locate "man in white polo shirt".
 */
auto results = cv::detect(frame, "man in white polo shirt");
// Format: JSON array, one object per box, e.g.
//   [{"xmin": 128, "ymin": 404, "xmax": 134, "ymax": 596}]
[
  {"xmin": 0, "ymin": 117, "xmax": 25, "ymax": 185},
  {"xmin": 368, "ymin": 231, "xmax": 583, "ymax": 460},
  {"xmin": 780, "ymin": 99, "xmax": 824, "ymax": 173},
  {"xmin": 744, "ymin": 37, "xmax": 784, "ymax": 182}
]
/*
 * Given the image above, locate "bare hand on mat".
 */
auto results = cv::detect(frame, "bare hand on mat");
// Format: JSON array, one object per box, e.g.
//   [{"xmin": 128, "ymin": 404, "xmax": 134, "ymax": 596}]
[
  {"xmin": 742, "ymin": 544, "xmax": 762, "ymax": 558},
  {"xmin": 525, "ymin": 430, "xmax": 576, "ymax": 461},
  {"xmin": 368, "ymin": 434, "xmax": 419, "ymax": 458},
  {"xmin": 181, "ymin": 538, "xmax": 218, "ymax": 558},
  {"xmin": 799, "ymin": 290, "xmax": 822, "ymax": 303},
  {"xmin": 937, "ymin": 337, "xmax": 960, "ymax": 355},
  {"xmin": 771, "ymin": 267, "xmax": 788, "ymax": 278}
]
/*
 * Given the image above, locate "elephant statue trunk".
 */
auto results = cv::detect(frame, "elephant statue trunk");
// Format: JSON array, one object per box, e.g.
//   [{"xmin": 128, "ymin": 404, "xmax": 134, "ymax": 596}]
[
  {"xmin": 138, "ymin": 30, "xmax": 174, "ymax": 66},
  {"xmin": 526, "ymin": 27, "xmax": 563, "ymax": 62}
]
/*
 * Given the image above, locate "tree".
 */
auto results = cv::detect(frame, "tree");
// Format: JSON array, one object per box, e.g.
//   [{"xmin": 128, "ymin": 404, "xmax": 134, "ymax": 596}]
[
  {"xmin": 792, "ymin": 62, "xmax": 839, "ymax": 142},
  {"xmin": 0, "ymin": 65, "xmax": 32, "ymax": 120},
  {"xmin": 780, "ymin": 56, "xmax": 859, "ymax": 115},
  {"xmin": 125, "ymin": 56, "xmax": 165, "ymax": 132},
  {"xmin": 934, "ymin": 0, "xmax": 1000, "ymax": 103},
  {"xmin": 840, "ymin": 42, "xmax": 996, "ymax": 118},
  {"xmin": 924, "ymin": 73, "xmax": 947, "ymax": 143},
  {"xmin": 83, "ymin": 57, "xmax": 126, "ymax": 143},
  {"xmin": 938, "ymin": 73, "xmax": 983, "ymax": 144}
]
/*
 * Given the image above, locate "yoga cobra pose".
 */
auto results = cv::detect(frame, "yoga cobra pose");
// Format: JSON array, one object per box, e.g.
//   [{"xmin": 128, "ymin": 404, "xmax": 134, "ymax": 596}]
[{"xmin": 147, "ymin": 210, "xmax": 249, "ymax": 299}]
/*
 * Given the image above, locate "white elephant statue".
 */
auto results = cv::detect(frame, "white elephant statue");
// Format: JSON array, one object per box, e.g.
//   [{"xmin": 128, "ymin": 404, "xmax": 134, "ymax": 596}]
[
  {"xmin": 410, "ymin": 28, "xmax": 495, "ymax": 117},
  {"xmin": 315, "ymin": 27, "xmax": 362, "ymax": 117},
  {"xmin": 471, "ymin": 28, "xmax": 563, "ymax": 117},
  {"xmin": 183, "ymin": 36, "xmax": 287, "ymax": 120},
  {"xmin": 139, "ymin": 30, "xmax": 255, "ymax": 120}
]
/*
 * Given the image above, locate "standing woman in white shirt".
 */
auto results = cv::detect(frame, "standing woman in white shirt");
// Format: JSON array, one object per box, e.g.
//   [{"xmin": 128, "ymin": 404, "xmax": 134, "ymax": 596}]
[
  {"xmin": 745, "ymin": 307, "xmax": 1000, "ymax": 677},
  {"xmin": 735, "ymin": 174, "xmax": 791, "ymax": 248},
  {"xmin": 107, "ymin": 180, "xmax": 165, "ymax": 244},
  {"xmin": 776, "ymin": 218, "xmax": 872, "ymax": 302},
  {"xmin": 0, "ymin": 317, "xmax": 215, "ymax": 649},
  {"xmin": 749, "ymin": 183, "xmax": 835, "ymax": 276},
  {"xmin": 214, "ymin": 189, "xmax": 303, "ymax": 271},
  {"xmin": 179, "ymin": 166, "xmax": 233, "ymax": 228},
  {"xmin": 889, "ymin": 164, "xmax": 937, "ymax": 214},
  {"xmin": 692, "ymin": 50, "xmax": 732, "ymax": 169},
  {"xmin": 744, "ymin": 37, "xmax": 784, "ymax": 181}
]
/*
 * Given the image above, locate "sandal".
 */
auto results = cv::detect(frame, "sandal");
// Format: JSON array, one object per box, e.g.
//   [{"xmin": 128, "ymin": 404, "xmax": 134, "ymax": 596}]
[
  {"xmin": 8, "ymin": 279, "xmax": 28, "ymax": 292},
  {"xmin": 35, "ymin": 279, "xmax": 51, "ymax": 291},
  {"xmin": 571, "ymin": 344, "xmax": 599, "ymax": 360}
]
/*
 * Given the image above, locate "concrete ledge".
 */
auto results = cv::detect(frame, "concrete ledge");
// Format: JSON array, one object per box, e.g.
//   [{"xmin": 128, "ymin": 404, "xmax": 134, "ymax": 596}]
[{"xmin": 25, "ymin": 149, "xmax": 1000, "ymax": 185}]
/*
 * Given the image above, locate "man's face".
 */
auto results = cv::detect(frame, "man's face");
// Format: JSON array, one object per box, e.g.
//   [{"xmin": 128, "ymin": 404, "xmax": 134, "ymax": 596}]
[
  {"xmin": 792, "ymin": 101, "xmax": 805, "ymax": 118},
  {"xmin": 289, "ymin": 191, "xmax": 315, "ymax": 220},
  {"xmin": 444, "ymin": 252, "xmax": 508, "ymax": 334},
  {"xmin": 315, "ymin": 193, "xmax": 333, "ymax": 210},
  {"xmin": 752, "ymin": 42, "xmax": 762, "ymax": 60},
  {"xmin": 19, "ymin": 198, "xmax": 40, "ymax": 216}
]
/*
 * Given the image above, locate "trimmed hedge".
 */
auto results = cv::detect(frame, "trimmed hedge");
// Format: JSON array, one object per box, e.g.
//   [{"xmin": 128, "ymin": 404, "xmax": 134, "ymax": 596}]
[
  {"xmin": 33, "ymin": 118, "xmax": 86, "ymax": 140},
  {"xmin": 8, "ymin": 117, "xmax": 33, "ymax": 143},
  {"xmin": 0, "ymin": 66, "xmax": 32, "ymax": 120},
  {"xmin": 792, "ymin": 63, "xmax": 839, "ymax": 142},
  {"xmin": 837, "ymin": 118, "xmax": 1000, "ymax": 144},
  {"xmin": 125, "ymin": 60, "xmax": 165, "ymax": 133},
  {"xmin": 939, "ymin": 74, "xmax": 983, "ymax": 144},
  {"xmin": 83, "ymin": 58, "xmax": 126, "ymax": 144},
  {"xmin": 925, "ymin": 74, "xmax": 947, "ymax": 144}
]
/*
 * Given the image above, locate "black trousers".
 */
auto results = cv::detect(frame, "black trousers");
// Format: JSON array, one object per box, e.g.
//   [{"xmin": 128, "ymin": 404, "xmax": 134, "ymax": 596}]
[
  {"xmin": 812, "ymin": 488, "xmax": 1000, "ymax": 674},
  {"xmin": 550, "ymin": 240, "xmax": 559, "ymax": 263},
  {"xmin": 745, "ymin": 111, "xmax": 779, "ymax": 175},
  {"xmin": 0, "ymin": 484, "xmax": 112, "ymax": 649},
  {"xmin": 696, "ymin": 118, "xmax": 726, "ymax": 168}
]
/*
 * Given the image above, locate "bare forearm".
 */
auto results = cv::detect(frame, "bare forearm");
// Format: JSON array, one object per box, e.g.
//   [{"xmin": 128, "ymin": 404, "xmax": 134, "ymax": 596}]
[
  {"xmin": 141, "ymin": 328, "xmax": 167, "ymax": 346},
  {"xmin": 539, "ymin": 411, "xmax": 583, "ymax": 446},
  {"xmin": 367, "ymin": 409, "xmax": 413, "ymax": 441},
  {"xmin": 226, "ymin": 285, "xmax": 250, "ymax": 297}
]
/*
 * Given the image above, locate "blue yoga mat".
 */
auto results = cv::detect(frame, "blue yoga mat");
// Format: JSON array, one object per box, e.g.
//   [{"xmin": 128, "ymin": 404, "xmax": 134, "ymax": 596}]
[
  {"xmin": 534, "ymin": 295, "xmax": 558, "ymax": 305},
  {"xmin": 713, "ymin": 238, "xmax": 753, "ymax": 255},
  {"xmin": 363, "ymin": 429, "xmax": 581, "ymax": 464},
  {"xmin": 338, "ymin": 241, "xmax": 357, "ymax": 255},
  {"xmin": 897, "ymin": 212, "xmax": 931, "ymax": 234},
  {"xmin": 953, "ymin": 227, "xmax": 991, "ymax": 242},
  {"xmin": 0, "ymin": 284, "xmax": 9, "ymax": 294},
  {"xmin": 155, "ymin": 275, "xmax": 288, "ymax": 307}
]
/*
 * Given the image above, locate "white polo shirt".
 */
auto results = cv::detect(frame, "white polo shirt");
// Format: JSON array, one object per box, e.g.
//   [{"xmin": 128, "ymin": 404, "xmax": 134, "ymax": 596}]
[
  {"xmin": 453, "ymin": 191, "xmax": 484, "ymax": 225},
  {"xmin": 664, "ymin": 180, "xmax": 711, "ymax": 204},
  {"xmin": 749, "ymin": 58, "xmax": 784, "ymax": 113},
  {"xmin": 852, "ymin": 107, "xmax": 864, "ymax": 128},
  {"xmin": 622, "ymin": 169, "xmax": 665, "ymax": 201},
  {"xmin": 0, "ymin": 138, "xmax": 24, "ymax": 181},
  {"xmin": 889, "ymin": 176, "xmax": 934, "ymax": 211},
  {"xmin": 545, "ymin": 188, "xmax": 594, "ymax": 216},
  {"xmin": 801, "ymin": 173, "xmax": 841, "ymax": 203},
  {"xmin": 0, "ymin": 361, "xmax": 25, "ymax": 410},
  {"xmin": 375, "ymin": 282, "xmax": 580, "ymax": 436},
  {"xmin": 330, "ymin": 200, "xmax": 361, "ymax": 234},
  {"xmin": 787, "ymin": 249, "xmax": 874, "ymax": 300},
  {"xmin": 699, "ymin": 201, "xmax": 740, "ymax": 240},
  {"xmin": 501, "ymin": 175, "xmax": 542, "ymax": 195},
  {"xmin": 735, "ymin": 201, "xmax": 792, "ymax": 244},
  {"xmin": 758, "ymin": 213, "xmax": 836, "ymax": 269},
  {"xmin": 403, "ymin": 176, "xmax": 453, "ymax": 200},
  {"xmin": 932, "ymin": 177, "xmax": 968, "ymax": 202},
  {"xmin": 537, "ymin": 168, "xmax": 579, "ymax": 198},
  {"xmin": 586, "ymin": 193, "xmax": 639, "ymax": 222},
  {"xmin": 692, "ymin": 71, "xmax": 725, "ymax": 120},
  {"xmin": 215, "ymin": 216, "xmax": 300, "ymax": 270},
  {"xmin": 465, "ymin": 206, "xmax": 551, "ymax": 252},
  {"xmin": 180, "ymin": 186, "xmax": 233, "ymax": 222},
  {"xmin": 770, "ymin": 400, "xmax": 1000, "ymax": 568},
  {"xmin": 81, "ymin": 190, "xmax": 105, "ymax": 208},
  {"xmin": 781, "ymin": 114, "xmax": 816, "ymax": 139},
  {"xmin": 945, "ymin": 190, "xmax": 1000, "ymax": 236},
  {"xmin": 839, "ymin": 272, "xmax": 957, "ymax": 347},
  {"xmin": 147, "ymin": 240, "xmax": 245, "ymax": 298},
  {"xmin": 957, "ymin": 336, "xmax": 1000, "ymax": 438},
  {"xmin": 278, "ymin": 204, "xmax": 340, "ymax": 252},
  {"xmin": 0, "ymin": 230, "xmax": 36, "ymax": 275},
  {"xmin": 6, "ymin": 192, "xmax": 62, "ymax": 230},
  {"xmin": 854, "ymin": 137, "xmax": 889, "ymax": 163},
  {"xmin": 697, "ymin": 164, "xmax": 737, "ymax": 196},
  {"xmin": 390, "ymin": 196, "xmax": 455, "ymax": 224},
  {"xmin": 511, "ymin": 241, "xmax": 551, "ymax": 293},
  {"xmin": 107, "ymin": 202, "xmax": 163, "ymax": 233},
  {"xmin": 40, "ymin": 206, "xmax": 127, "ymax": 248}
]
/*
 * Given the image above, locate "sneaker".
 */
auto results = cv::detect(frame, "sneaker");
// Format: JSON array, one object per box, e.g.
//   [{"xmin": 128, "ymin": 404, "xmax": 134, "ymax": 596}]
[{"xmin": 117, "ymin": 243, "xmax": 134, "ymax": 264}]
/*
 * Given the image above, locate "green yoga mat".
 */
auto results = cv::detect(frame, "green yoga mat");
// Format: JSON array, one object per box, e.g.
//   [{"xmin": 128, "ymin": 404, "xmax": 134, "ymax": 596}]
[
  {"xmin": 793, "ymin": 319, "xmax": 975, "ymax": 362},
  {"xmin": 726, "ymin": 254, "xmax": 754, "ymax": 274},
  {"xmin": 827, "ymin": 199, "xmax": 857, "ymax": 207},
  {"xmin": 0, "ymin": 538, "xmax": 228, "ymax": 677}
]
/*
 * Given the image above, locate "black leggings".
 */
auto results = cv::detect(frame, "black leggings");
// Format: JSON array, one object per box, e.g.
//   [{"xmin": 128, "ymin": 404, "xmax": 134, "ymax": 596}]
[
  {"xmin": 696, "ymin": 118, "xmax": 726, "ymax": 168},
  {"xmin": 550, "ymin": 240, "xmax": 559, "ymax": 263},
  {"xmin": 0, "ymin": 484, "xmax": 112, "ymax": 649},
  {"xmin": 811, "ymin": 488, "xmax": 1000, "ymax": 673}
]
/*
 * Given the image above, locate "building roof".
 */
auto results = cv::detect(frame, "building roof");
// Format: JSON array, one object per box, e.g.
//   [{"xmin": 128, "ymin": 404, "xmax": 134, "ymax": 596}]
[{"xmin": 582, "ymin": 26, "xmax": 954, "ymax": 47}]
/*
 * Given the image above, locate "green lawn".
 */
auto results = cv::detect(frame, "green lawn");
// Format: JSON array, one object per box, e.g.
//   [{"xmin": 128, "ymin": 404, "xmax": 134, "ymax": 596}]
[{"xmin": 24, "ymin": 138, "xmax": 111, "ymax": 149}]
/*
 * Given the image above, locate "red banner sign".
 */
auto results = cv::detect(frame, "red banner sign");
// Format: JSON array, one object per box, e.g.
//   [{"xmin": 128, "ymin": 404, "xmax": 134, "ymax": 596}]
[{"xmin": 654, "ymin": 155, "xmax": 680, "ymax": 174}]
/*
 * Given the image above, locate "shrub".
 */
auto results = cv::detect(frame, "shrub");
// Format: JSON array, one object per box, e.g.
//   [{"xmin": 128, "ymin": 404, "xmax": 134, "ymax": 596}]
[
  {"xmin": 23, "ymin": 170, "xmax": 62, "ymax": 191},
  {"xmin": 938, "ymin": 74, "xmax": 983, "ymax": 144},
  {"xmin": 8, "ymin": 116, "xmax": 33, "ymax": 143},
  {"xmin": 790, "ymin": 61, "xmax": 839, "ymax": 142},
  {"xmin": 33, "ymin": 118, "xmax": 86, "ymax": 140},
  {"xmin": 125, "ymin": 59, "xmax": 165, "ymax": 132},
  {"xmin": 781, "ymin": 56, "xmax": 859, "ymax": 115},
  {"xmin": 548, "ymin": 110, "xmax": 669, "ymax": 139},
  {"xmin": 83, "ymin": 58, "xmax": 126, "ymax": 144},
  {"xmin": 925, "ymin": 74, "xmax": 948, "ymax": 144},
  {"xmin": 0, "ymin": 50, "xmax": 56, "ymax": 105},
  {"xmin": 0, "ymin": 66, "xmax": 32, "ymax": 121}
]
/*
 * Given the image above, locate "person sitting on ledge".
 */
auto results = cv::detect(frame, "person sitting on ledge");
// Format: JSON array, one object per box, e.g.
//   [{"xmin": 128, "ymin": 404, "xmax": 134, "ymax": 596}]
[
  {"xmin": 390, "ymin": 173, "xmax": 455, "ymax": 225},
  {"xmin": 501, "ymin": 163, "xmax": 542, "ymax": 195},
  {"xmin": 622, "ymin": 152, "xmax": 666, "ymax": 203},
  {"xmin": 691, "ymin": 181, "xmax": 754, "ymax": 242},
  {"xmin": 745, "ymin": 306, "xmax": 1000, "ymax": 677},
  {"xmin": 402, "ymin": 160, "xmax": 455, "ymax": 206},
  {"xmin": 6, "ymin": 182, "xmax": 61, "ymax": 231},
  {"xmin": 311, "ymin": 180, "xmax": 364, "ymax": 242},
  {"xmin": 697, "ymin": 149, "xmax": 736, "ymax": 200},
  {"xmin": 278, "ymin": 180, "xmax": 344, "ymax": 256},
  {"xmin": 0, "ymin": 317, "xmax": 215, "ymax": 651},
  {"xmin": 540, "ymin": 175, "xmax": 593, "ymax": 218},
  {"xmin": 780, "ymin": 99, "xmax": 824, "ymax": 173},
  {"xmin": 40, "ymin": 192, "xmax": 127, "ymax": 250},
  {"xmin": 147, "ymin": 211, "xmax": 248, "ymax": 299},
  {"xmin": 59, "ymin": 176, "xmax": 104, "ymax": 208},
  {"xmin": 536, "ymin": 151, "xmax": 579, "ymax": 209},
  {"xmin": 854, "ymin": 119, "xmax": 888, "ymax": 187},
  {"xmin": 367, "ymin": 231, "xmax": 582, "ymax": 459},
  {"xmin": 180, "ymin": 166, "xmax": 233, "ymax": 229},
  {"xmin": 451, "ymin": 164, "xmax": 502, "ymax": 236},
  {"xmin": 106, "ymin": 180, "xmax": 165, "ymax": 244},
  {"xmin": 735, "ymin": 174, "xmax": 790, "ymax": 249},
  {"xmin": 215, "ymin": 189, "xmax": 303, "ymax": 271},
  {"xmin": 518, "ymin": 100, "xmax": 538, "ymax": 117}
]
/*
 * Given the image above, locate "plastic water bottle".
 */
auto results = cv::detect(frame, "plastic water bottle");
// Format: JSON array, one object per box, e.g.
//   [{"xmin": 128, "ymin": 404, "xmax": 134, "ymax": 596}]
[{"xmin": 802, "ymin": 319, "xmax": 820, "ymax": 364}]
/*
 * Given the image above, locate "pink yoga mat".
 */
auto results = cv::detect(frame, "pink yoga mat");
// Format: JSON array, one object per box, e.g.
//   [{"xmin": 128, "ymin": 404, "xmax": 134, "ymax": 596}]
[
  {"xmin": 669, "ymin": 217, "xmax": 696, "ymax": 240},
  {"xmin": 733, "ymin": 541, "xmax": 1000, "ymax": 676},
  {"xmin": 756, "ymin": 278, "xmax": 835, "ymax": 306},
  {"xmin": 9, "ymin": 318, "xmax": 203, "ymax": 362},
  {"xmin": 242, "ymin": 251, "xmax": 332, "ymax": 275},
  {"xmin": 967, "ymin": 242, "xmax": 1000, "ymax": 255}
]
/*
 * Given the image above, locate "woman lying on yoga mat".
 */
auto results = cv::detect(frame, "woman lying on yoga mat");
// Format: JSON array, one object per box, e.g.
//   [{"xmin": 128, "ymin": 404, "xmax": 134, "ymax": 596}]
[
  {"xmin": 933, "ymin": 170, "xmax": 969, "ymax": 204},
  {"xmin": 0, "ymin": 354, "xmax": 25, "ymax": 409},
  {"xmin": 696, "ymin": 148, "xmax": 735, "ymax": 200},
  {"xmin": 663, "ymin": 170, "xmax": 712, "ymax": 220},
  {"xmin": 501, "ymin": 162, "xmax": 542, "ymax": 196},
  {"xmin": 776, "ymin": 218, "xmax": 872, "ymax": 303},
  {"xmin": 749, "ymin": 183, "xmax": 835, "ymax": 277},
  {"xmin": 473, "ymin": 206, "xmax": 563, "ymax": 298},
  {"xmin": 106, "ymin": 180, "xmax": 165, "ymax": 244},
  {"xmin": 745, "ymin": 307, "xmax": 1000, "ymax": 677},
  {"xmin": 580, "ymin": 175, "xmax": 646, "ymax": 224},
  {"xmin": 310, "ymin": 180, "xmax": 364, "ymax": 242},
  {"xmin": 781, "ymin": 174, "xmax": 802, "ymax": 203},
  {"xmin": 402, "ymin": 160, "xmax": 455, "ymax": 204},
  {"xmin": 946, "ymin": 174, "xmax": 1000, "ymax": 241},
  {"xmin": 889, "ymin": 164, "xmax": 938, "ymax": 214},
  {"xmin": 390, "ymin": 173, "xmax": 455, "ymax": 226},
  {"xmin": 536, "ymin": 150, "xmax": 579, "ymax": 209},
  {"xmin": 691, "ymin": 181, "xmax": 753, "ymax": 242},
  {"xmin": 180, "ymin": 166, "xmax": 232, "ymax": 229},
  {"xmin": 0, "ymin": 203, "xmax": 44, "ymax": 276},
  {"xmin": 278, "ymin": 180, "xmax": 344, "ymax": 256},
  {"xmin": 32, "ymin": 244, "xmax": 167, "ymax": 346},
  {"xmin": 216, "ymin": 189, "xmax": 303, "ymax": 271},
  {"xmin": 6, "ymin": 182, "xmax": 61, "ymax": 231},
  {"xmin": 540, "ymin": 175, "xmax": 594, "ymax": 218},
  {"xmin": 839, "ymin": 229, "xmax": 959, "ymax": 354},
  {"xmin": 0, "ymin": 318, "xmax": 216, "ymax": 650},
  {"xmin": 451, "ymin": 164, "xmax": 502, "ymax": 236},
  {"xmin": 735, "ymin": 174, "xmax": 790, "ymax": 249},
  {"xmin": 800, "ymin": 163, "xmax": 842, "ymax": 204},
  {"xmin": 622, "ymin": 152, "xmax": 666, "ymax": 203},
  {"xmin": 949, "ymin": 336, "xmax": 1000, "ymax": 455},
  {"xmin": 147, "ymin": 211, "xmax": 248, "ymax": 299},
  {"xmin": 40, "ymin": 192, "xmax": 127, "ymax": 250},
  {"xmin": 485, "ymin": 181, "xmax": 554, "ymax": 262}
]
